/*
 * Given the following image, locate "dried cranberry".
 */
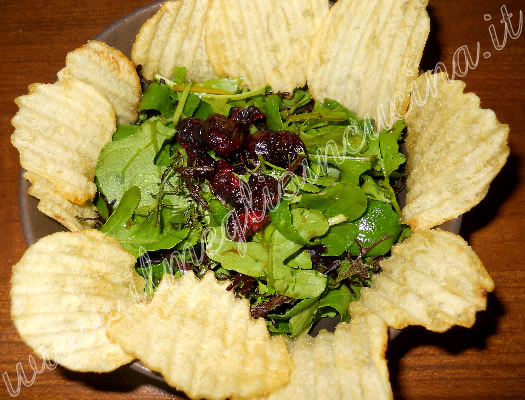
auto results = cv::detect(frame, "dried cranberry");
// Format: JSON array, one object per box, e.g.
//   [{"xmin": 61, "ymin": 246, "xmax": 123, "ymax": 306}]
[
  {"xmin": 208, "ymin": 160, "xmax": 245, "ymax": 208},
  {"xmin": 247, "ymin": 174, "xmax": 280, "ymax": 211},
  {"xmin": 226, "ymin": 209, "xmax": 270, "ymax": 241},
  {"xmin": 231, "ymin": 106, "xmax": 265, "ymax": 127},
  {"xmin": 267, "ymin": 131, "xmax": 306, "ymax": 168},
  {"xmin": 203, "ymin": 114, "xmax": 245, "ymax": 156},
  {"xmin": 176, "ymin": 118, "xmax": 206, "ymax": 149},
  {"xmin": 244, "ymin": 130, "xmax": 306, "ymax": 169},
  {"xmin": 243, "ymin": 130, "xmax": 272, "ymax": 167},
  {"xmin": 185, "ymin": 148, "xmax": 216, "ymax": 179}
]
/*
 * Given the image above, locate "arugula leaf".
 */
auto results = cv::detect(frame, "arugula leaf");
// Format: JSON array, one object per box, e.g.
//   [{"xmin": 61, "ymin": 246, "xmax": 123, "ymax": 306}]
[
  {"xmin": 288, "ymin": 301, "xmax": 319, "ymax": 338},
  {"xmin": 318, "ymin": 284, "xmax": 352, "ymax": 323},
  {"xmin": 203, "ymin": 98, "xmax": 232, "ymax": 116},
  {"xmin": 173, "ymin": 66, "xmax": 186, "ymax": 85},
  {"xmin": 269, "ymin": 199, "xmax": 309, "ymax": 245},
  {"xmin": 182, "ymin": 92, "xmax": 201, "ymax": 118},
  {"xmin": 193, "ymin": 101, "xmax": 213, "ymax": 120},
  {"xmin": 262, "ymin": 94, "xmax": 283, "ymax": 131},
  {"xmin": 333, "ymin": 159, "xmax": 371, "ymax": 186},
  {"xmin": 348, "ymin": 200, "xmax": 403, "ymax": 257},
  {"xmin": 320, "ymin": 222, "xmax": 359, "ymax": 256},
  {"xmin": 379, "ymin": 119, "xmax": 406, "ymax": 179},
  {"xmin": 194, "ymin": 76, "xmax": 242, "ymax": 93},
  {"xmin": 96, "ymin": 119, "xmax": 176, "ymax": 212},
  {"xmin": 101, "ymin": 186, "xmax": 140, "ymax": 235},
  {"xmin": 299, "ymin": 181, "xmax": 367, "ymax": 221},
  {"xmin": 207, "ymin": 208, "xmax": 329, "ymax": 299},
  {"xmin": 113, "ymin": 125, "xmax": 139, "ymax": 141},
  {"xmin": 109, "ymin": 208, "xmax": 190, "ymax": 257},
  {"xmin": 138, "ymin": 82, "xmax": 175, "ymax": 116},
  {"xmin": 206, "ymin": 227, "xmax": 268, "ymax": 277}
]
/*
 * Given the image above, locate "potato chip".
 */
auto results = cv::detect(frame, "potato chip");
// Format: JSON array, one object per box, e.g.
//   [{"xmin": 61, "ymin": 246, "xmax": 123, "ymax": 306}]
[
  {"xmin": 58, "ymin": 40, "xmax": 142, "ymax": 125},
  {"xmin": 132, "ymin": 0, "xmax": 217, "ymax": 82},
  {"xmin": 261, "ymin": 314, "xmax": 392, "ymax": 400},
  {"xmin": 401, "ymin": 71, "xmax": 510, "ymax": 230},
  {"xmin": 205, "ymin": 0, "xmax": 328, "ymax": 93},
  {"xmin": 23, "ymin": 171, "xmax": 97, "ymax": 232},
  {"xmin": 349, "ymin": 229, "xmax": 495, "ymax": 332},
  {"xmin": 307, "ymin": 0, "xmax": 429, "ymax": 130},
  {"xmin": 11, "ymin": 77, "xmax": 116, "ymax": 204},
  {"xmin": 107, "ymin": 271, "xmax": 293, "ymax": 400},
  {"xmin": 10, "ymin": 230, "xmax": 145, "ymax": 372}
]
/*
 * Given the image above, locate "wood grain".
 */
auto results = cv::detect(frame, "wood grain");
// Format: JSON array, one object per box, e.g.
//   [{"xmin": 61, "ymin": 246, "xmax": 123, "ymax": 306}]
[{"xmin": 0, "ymin": 0, "xmax": 523, "ymax": 399}]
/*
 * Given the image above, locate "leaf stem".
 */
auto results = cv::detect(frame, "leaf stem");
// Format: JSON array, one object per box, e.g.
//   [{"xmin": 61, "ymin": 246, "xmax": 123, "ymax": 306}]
[
  {"xmin": 327, "ymin": 214, "xmax": 347, "ymax": 226},
  {"xmin": 201, "ymin": 85, "xmax": 268, "ymax": 101},
  {"xmin": 173, "ymin": 82, "xmax": 192, "ymax": 127},
  {"xmin": 154, "ymin": 73, "xmax": 232, "ymax": 95}
]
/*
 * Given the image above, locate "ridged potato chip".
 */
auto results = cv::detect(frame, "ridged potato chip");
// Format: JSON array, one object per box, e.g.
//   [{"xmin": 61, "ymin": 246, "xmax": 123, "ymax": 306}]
[
  {"xmin": 10, "ymin": 230, "xmax": 145, "ymax": 372},
  {"xmin": 132, "ymin": 0, "xmax": 216, "ymax": 82},
  {"xmin": 205, "ymin": 0, "xmax": 328, "ymax": 93},
  {"xmin": 58, "ymin": 40, "xmax": 142, "ymax": 125},
  {"xmin": 107, "ymin": 271, "xmax": 293, "ymax": 400},
  {"xmin": 401, "ymin": 71, "xmax": 510, "ymax": 230},
  {"xmin": 261, "ymin": 314, "xmax": 392, "ymax": 400},
  {"xmin": 24, "ymin": 171, "xmax": 97, "ymax": 232},
  {"xmin": 349, "ymin": 229, "xmax": 495, "ymax": 332},
  {"xmin": 11, "ymin": 77, "xmax": 116, "ymax": 204},
  {"xmin": 307, "ymin": 0, "xmax": 429, "ymax": 130}
]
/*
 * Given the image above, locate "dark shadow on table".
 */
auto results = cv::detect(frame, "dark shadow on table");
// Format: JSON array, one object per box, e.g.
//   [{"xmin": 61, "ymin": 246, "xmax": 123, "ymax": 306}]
[
  {"xmin": 387, "ymin": 292, "xmax": 504, "ymax": 399},
  {"xmin": 460, "ymin": 153, "xmax": 519, "ymax": 242},
  {"xmin": 420, "ymin": 5, "xmax": 442, "ymax": 73},
  {"xmin": 59, "ymin": 364, "xmax": 185, "ymax": 398}
]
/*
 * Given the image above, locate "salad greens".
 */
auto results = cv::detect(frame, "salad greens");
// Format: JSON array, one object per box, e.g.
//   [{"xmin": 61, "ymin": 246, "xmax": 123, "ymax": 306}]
[{"xmin": 92, "ymin": 66, "xmax": 410, "ymax": 338}]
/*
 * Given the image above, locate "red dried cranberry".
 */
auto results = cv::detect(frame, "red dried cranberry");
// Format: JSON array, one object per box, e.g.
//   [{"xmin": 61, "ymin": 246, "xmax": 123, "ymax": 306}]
[
  {"xmin": 185, "ymin": 148, "xmax": 216, "ymax": 179},
  {"xmin": 244, "ymin": 130, "xmax": 272, "ymax": 167},
  {"xmin": 176, "ymin": 118, "xmax": 206, "ymax": 149},
  {"xmin": 203, "ymin": 114, "xmax": 245, "ymax": 156},
  {"xmin": 231, "ymin": 106, "xmax": 265, "ymax": 127},
  {"xmin": 208, "ymin": 160, "xmax": 245, "ymax": 208},
  {"xmin": 247, "ymin": 174, "xmax": 280, "ymax": 211},
  {"xmin": 226, "ymin": 209, "xmax": 270, "ymax": 241},
  {"xmin": 244, "ymin": 130, "xmax": 306, "ymax": 169}
]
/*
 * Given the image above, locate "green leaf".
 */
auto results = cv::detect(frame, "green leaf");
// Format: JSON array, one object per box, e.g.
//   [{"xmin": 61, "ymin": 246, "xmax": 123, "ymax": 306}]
[
  {"xmin": 193, "ymin": 101, "xmax": 213, "ymax": 120},
  {"xmin": 263, "ymin": 94, "xmax": 283, "ymax": 131},
  {"xmin": 286, "ymin": 90, "xmax": 312, "ymax": 113},
  {"xmin": 182, "ymin": 93, "xmax": 201, "ymax": 117},
  {"xmin": 361, "ymin": 175, "xmax": 393, "ymax": 203},
  {"xmin": 208, "ymin": 198, "xmax": 230, "ymax": 226},
  {"xmin": 348, "ymin": 200, "xmax": 403, "ymax": 257},
  {"xmin": 138, "ymin": 82, "xmax": 175, "ymax": 116},
  {"xmin": 204, "ymin": 98, "xmax": 232, "ymax": 116},
  {"xmin": 379, "ymin": 120, "xmax": 406, "ymax": 179},
  {"xmin": 320, "ymin": 222, "xmax": 359, "ymax": 256},
  {"xmin": 286, "ymin": 250, "xmax": 312, "ymax": 270},
  {"xmin": 194, "ymin": 76, "xmax": 241, "ymax": 93},
  {"xmin": 113, "ymin": 125, "xmax": 139, "ymax": 141},
  {"xmin": 269, "ymin": 199, "xmax": 309, "ymax": 245},
  {"xmin": 207, "ymin": 208, "xmax": 329, "ymax": 299},
  {"xmin": 100, "ymin": 186, "xmax": 141, "ymax": 235},
  {"xmin": 110, "ymin": 209, "xmax": 190, "ymax": 257},
  {"xmin": 334, "ymin": 159, "xmax": 371, "ymax": 186},
  {"xmin": 319, "ymin": 284, "xmax": 352, "ymax": 322},
  {"xmin": 96, "ymin": 119, "xmax": 176, "ymax": 212},
  {"xmin": 206, "ymin": 227, "xmax": 268, "ymax": 277},
  {"xmin": 288, "ymin": 302, "xmax": 319, "ymax": 338},
  {"xmin": 299, "ymin": 181, "xmax": 367, "ymax": 221},
  {"xmin": 173, "ymin": 66, "xmax": 187, "ymax": 85},
  {"xmin": 268, "ymin": 297, "xmax": 318, "ymax": 321}
]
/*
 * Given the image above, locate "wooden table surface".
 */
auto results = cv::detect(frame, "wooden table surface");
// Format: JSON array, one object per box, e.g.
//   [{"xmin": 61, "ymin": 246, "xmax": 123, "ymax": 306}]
[{"xmin": 1, "ymin": 0, "xmax": 523, "ymax": 399}]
